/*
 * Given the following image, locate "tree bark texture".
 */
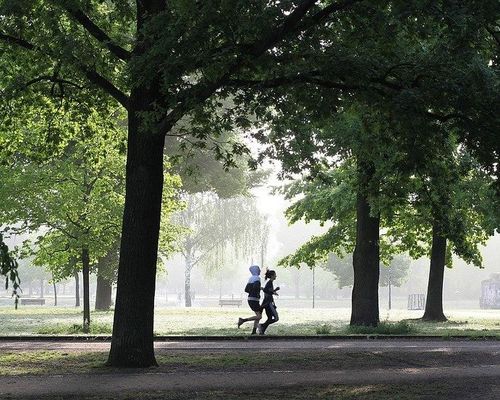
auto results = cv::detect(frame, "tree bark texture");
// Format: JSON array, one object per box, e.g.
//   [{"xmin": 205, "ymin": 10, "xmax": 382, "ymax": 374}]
[
  {"xmin": 82, "ymin": 248, "xmax": 91, "ymax": 330},
  {"xmin": 350, "ymin": 162, "xmax": 380, "ymax": 326},
  {"xmin": 107, "ymin": 0, "xmax": 168, "ymax": 367},
  {"xmin": 108, "ymin": 99, "xmax": 166, "ymax": 367},
  {"xmin": 95, "ymin": 274, "xmax": 113, "ymax": 311},
  {"xmin": 422, "ymin": 219, "xmax": 448, "ymax": 321},
  {"xmin": 74, "ymin": 271, "xmax": 80, "ymax": 307}
]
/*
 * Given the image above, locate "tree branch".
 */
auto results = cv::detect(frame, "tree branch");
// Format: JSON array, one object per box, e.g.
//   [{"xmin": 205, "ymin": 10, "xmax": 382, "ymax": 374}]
[
  {"xmin": 244, "ymin": 0, "xmax": 319, "ymax": 57},
  {"xmin": 300, "ymin": 0, "xmax": 364, "ymax": 31},
  {"xmin": 64, "ymin": 7, "xmax": 131, "ymax": 61},
  {"xmin": 0, "ymin": 32, "xmax": 36, "ymax": 51},
  {"xmin": 227, "ymin": 73, "xmax": 360, "ymax": 91},
  {"xmin": 486, "ymin": 26, "xmax": 500, "ymax": 47},
  {"xmin": 0, "ymin": 31, "xmax": 129, "ymax": 109},
  {"xmin": 78, "ymin": 63, "xmax": 129, "ymax": 109},
  {"xmin": 157, "ymin": 0, "xmax": 330, "ymax": 135},
  {"xmin": 24, "ymin": 75, "xmax": 84, "ymax": 90},
  {"xmin": 426, "ymin": 111, "xmax": 467, "ymax": 123}
]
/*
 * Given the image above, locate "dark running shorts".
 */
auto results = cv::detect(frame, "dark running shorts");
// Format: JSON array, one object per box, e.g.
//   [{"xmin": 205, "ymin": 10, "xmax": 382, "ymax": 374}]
[{"xmin": 248, "ymin": 300, "xmax": 262, "ymax": 312}]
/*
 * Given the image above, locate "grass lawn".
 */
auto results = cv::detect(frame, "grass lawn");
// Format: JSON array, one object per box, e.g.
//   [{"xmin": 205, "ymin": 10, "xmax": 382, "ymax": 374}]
[
  {"xmin": 0, "ymin": 306, "xmax": 499, "ymax": 336},
  {"xmin": 1, "ymin": 345, "xmax": 497, "ymax": 376}
]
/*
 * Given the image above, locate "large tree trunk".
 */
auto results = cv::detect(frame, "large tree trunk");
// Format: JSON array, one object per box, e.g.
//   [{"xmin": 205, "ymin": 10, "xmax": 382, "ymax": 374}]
[
  {"xmin": 95, "ymin": 274, "xmax": 113, "ymax": 311},
  {"xmin": 82, "ymin": 248, "xmax": 91, "ymax": 331},
  {"xmin": 107, "ymin": 0, "xmax": 168, "ymax": 368},
  {"xmin": 108, "ymin": 102, "xmax": 166, "ymax": 366},
  {"xmin": 74, "ymin": 271, "xmax": 80, "ymax": 307},
  {"xmin": 350, "ymin": 162, "xmax": 380, "ymax": 326},
  {"xmin": 422, "ymin": 219, "xmax": 448, "ymax": 321}
]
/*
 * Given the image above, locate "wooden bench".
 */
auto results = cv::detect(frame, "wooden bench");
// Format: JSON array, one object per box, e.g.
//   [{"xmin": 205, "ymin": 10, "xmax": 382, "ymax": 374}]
[
  {"xmin": 407, "ymin": 294, "xmax": 425, "ymax": 310},
  {"xmin": 219, "ymin": 299, "xmax": 242, "ymax": 307},
  {"xmin": 20, "ymin": 298, "xmax": 46, "ymax": 306}
]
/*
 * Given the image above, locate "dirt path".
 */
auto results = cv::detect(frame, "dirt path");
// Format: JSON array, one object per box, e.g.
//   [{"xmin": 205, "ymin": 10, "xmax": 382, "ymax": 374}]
[
  {"xmin": 1, "ymin": 338, "xmax": 500, "ymax": 352},
  {"xmin": 1, "ymin": 339, "xmax": 500, "ymax": 398},
  {"xmin": 1, "ymin": 364, "xmax": 500, "ymax": 397}
]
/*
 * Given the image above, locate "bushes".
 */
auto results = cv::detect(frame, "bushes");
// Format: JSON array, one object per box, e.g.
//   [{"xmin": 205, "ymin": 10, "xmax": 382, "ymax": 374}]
[{"xmin": 346, "ymin": 321, "xmax": 415, "ymax": 335}]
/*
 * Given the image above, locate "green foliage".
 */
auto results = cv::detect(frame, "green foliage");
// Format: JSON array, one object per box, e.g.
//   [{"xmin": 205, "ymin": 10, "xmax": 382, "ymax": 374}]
[
  {"xmin": 278, "ymin": 162, "xmax": 357, "ymax": 268},
  {"xmin": 0, "ymin": 233, "xmax": 20, "ymax": 306},
  {"xmin": 171, "ymin": 192, "xmax": 267, "ymax": 276},
  {"xmin": 0, "ymin": 85, "xmax": 183, "ymax": 282},
  {"xmin": 0, "ymin": 105, "xmax": 127, "ymax": 280},
  {"xmin": 320, "ymin": 253, "xmax": 410, "ymax": 289},
  {"xmin": 279, "ymin": 110, "xmax": 496, "ymax": 273}
]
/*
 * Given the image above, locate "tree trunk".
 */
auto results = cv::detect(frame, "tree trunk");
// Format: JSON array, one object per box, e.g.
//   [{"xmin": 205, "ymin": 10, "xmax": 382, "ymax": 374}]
[
  {"xmin": 82, "ymin": 248, "xmax": 91, "ymax": 331},
  {"xmin": 39, "ymin": 279, "xmax": 44, "ymax": 298},
  {"xmin": 388, "ymin": 278, "xmax": 392, "ymax": 311},
  {"xmin": 350, "ymin": 162, "xmax": 380, "ymax": 326},
  {"xmin": 53, "ymin": 280, "xmax": 57, "ymax": 306},
  {"xmin": 422, "ymin": 219, "xmax": 448, "ymax": 321},
  {"xmin": 312, "ymin": 267, "xmax": 315, "ymax": 309},
  {"xmin": 74, "ymin": 271, "xmax": 80, "ymax": 307},
  {"xmin": 95, "ymin": 274, "xmax": 113, "ymax": 311},
  {"xmin": 107, "ymin": 98, "xmax": 166, "ymax": 366},
  {"xmin": 184, "ymin": 252, "xmax": 193, "ymax": 307}
]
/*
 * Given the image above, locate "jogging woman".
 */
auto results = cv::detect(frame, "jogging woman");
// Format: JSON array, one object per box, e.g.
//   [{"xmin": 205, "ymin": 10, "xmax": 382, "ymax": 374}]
[
  {"xmin": 258, "ymin": 269, "xmax": 279, "ymax": 335},
  {"xmin": 237, "ymin": 265, "xmax": 262, "ymax": 334}
]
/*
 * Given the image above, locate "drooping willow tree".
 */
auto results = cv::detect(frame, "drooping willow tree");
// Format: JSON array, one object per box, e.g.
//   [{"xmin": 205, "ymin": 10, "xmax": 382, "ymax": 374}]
[{"xmin": 170, "ymin": 192, "xmax": 268, "ymax": 307}]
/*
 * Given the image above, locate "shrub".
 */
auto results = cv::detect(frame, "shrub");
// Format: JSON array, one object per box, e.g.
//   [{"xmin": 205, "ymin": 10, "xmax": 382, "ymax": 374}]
[
  {"xmin": 315, "ymin": 324, "xmax": 332, "ymax": 335},
  {"xmin": 346, "ymin": 321, "xmax": 415, "ymax": 335}
]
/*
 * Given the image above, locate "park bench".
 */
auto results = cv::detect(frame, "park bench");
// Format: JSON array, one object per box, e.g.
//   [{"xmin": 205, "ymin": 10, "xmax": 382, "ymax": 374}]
[
  {"xmin": 20, "ymin": 298, "xmax": 46, "ymax": 306},
  {"xmin": 219, "ymin": 298, "xmax": 242, "ymax": 307},
  {"xmin": 407, "ymin": 294, "xmax": 425, "ymax": 310}
]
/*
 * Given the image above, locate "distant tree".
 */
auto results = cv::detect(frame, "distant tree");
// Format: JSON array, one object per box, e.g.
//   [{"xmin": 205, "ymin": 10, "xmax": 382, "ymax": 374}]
[
  {"xmin": 280, "ymin": 133, "xmax": 496, "ymax": 322},
  {"xmin": 0, "ymin": 108, "xmax": 176, "ymax": 327},
  {"xmin": 0, "ymin": 120, "xmax": 124, "ymax": 330},
  {"xmin": 170, "ymin": 193, "xmax": 266, "ymax": 307},
  {"xmin": 322, "ymin": 253, "xmax": 410, "ymax": 309},
  {"xmin": 15, "ymin": 258, "xmax": 51, "ymax": 298},
  {"xmin": 0, "ymin": 233, "xmax": 20, "ymax": 307},
  {"xmin": 385, "ymin": 146, "xmax": 498, "ymax": 321}
]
